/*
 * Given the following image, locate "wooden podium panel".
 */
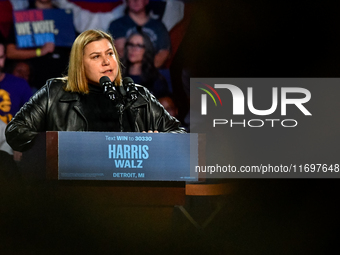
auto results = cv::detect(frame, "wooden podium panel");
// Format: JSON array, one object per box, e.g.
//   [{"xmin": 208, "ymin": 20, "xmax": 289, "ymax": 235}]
[{"xmin": 53, "ymin": 180, "xmax": 186, "ymax": 206}]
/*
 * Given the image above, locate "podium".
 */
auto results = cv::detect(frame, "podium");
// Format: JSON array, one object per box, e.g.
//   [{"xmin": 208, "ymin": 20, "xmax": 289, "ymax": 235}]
[
  {"xmin": 21, "ymin": 131, "xmax": 204, "ymax": 206},
  {"xmin": 16, "ymin": 131, "xmax": 206, "ymax": 251},
  {"xmin": 14, "ymin": 132, "xmax": 239, "ymax": 253}
]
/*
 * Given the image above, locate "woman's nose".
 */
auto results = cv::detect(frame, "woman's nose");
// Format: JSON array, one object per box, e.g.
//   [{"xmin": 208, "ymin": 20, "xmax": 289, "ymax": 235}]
[{"xmin": 103, "ymin": 57, "xmax": 110, "ymax": 65}]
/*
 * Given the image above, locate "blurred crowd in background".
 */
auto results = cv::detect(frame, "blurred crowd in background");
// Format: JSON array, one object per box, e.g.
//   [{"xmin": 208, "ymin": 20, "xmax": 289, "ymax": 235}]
[{"xmin": 0, "ymin": 0, "xmax": 193, "ymax": 169}]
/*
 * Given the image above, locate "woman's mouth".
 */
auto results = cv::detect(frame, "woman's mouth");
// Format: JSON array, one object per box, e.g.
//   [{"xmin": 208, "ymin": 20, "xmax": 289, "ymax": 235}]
[{"xmin": 103, "ymin": 69, "xmax": 113, "ymax": 74}]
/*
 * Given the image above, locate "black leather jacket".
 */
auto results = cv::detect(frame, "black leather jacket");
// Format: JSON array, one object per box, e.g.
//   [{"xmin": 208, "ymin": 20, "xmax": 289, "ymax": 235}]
[{"xmin": 5, "ymin": 78, "xmax": 186, "ymax": 151}]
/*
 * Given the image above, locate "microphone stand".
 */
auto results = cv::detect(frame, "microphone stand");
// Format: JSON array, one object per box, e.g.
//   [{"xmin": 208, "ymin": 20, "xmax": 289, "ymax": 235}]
[
  {"xmin": 112, "ymin": 95, "xmax": 138, "ymax": 133},
  {"xmin": 116, "ymin": 102, "xmax": 124, "ymax": 132}
]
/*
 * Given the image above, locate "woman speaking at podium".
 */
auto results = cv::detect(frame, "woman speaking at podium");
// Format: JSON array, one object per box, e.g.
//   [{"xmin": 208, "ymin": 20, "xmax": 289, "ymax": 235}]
[{"xmin": 5, "ymin": 30, "xmax": 185, "ymax": 152}]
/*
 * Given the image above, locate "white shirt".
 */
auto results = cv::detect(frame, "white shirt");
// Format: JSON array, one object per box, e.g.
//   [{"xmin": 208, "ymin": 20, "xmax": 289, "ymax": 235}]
[{"xmin": 0, "ymin": 119, "xmax": 13, "ymax": 155}]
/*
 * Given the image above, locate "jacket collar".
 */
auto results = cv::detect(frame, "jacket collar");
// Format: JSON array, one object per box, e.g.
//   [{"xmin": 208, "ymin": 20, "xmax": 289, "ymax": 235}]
[
  {"xmin": 130, "ymin": 92, "xmax": 149, "ymax": 108},
  {"xmin": 58, "ymin": 92, "xmax": 88, "ymax": 130}
]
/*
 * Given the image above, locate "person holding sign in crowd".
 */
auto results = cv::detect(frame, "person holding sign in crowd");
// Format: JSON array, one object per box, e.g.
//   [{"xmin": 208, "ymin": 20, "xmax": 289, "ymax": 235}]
[
  {"xmin": 6, "ymin": 0, "xmax": 74, "ymax": 90},
  {"xmin": 5, "ymin": 29, "xmax": 185, "ymax": 152}
]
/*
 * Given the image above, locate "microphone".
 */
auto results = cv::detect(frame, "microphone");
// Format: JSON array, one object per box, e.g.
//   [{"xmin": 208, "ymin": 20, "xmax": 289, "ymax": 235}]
[
  {"xmin": 123, "ymin": 77, "xmax": 138, "ymax": 101},
  {"xmin": 99, "ymin": 76, "xmax": 117, "ymax": 101}
]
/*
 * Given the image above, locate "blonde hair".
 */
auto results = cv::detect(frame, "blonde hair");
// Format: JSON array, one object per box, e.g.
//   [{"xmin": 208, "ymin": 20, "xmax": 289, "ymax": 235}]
[{"xmin": 65, "ymin": 29, "xmax": 122, "ymax": 93}]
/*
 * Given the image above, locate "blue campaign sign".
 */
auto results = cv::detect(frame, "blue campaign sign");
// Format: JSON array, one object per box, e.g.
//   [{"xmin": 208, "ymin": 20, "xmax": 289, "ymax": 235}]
[
  {"xmin": 13, "ymin": 9, "xmax": 75, "ymax": 48},
  {"xmin": 58, "ymin": 132, "xmax": 199, "ymax": 181}
]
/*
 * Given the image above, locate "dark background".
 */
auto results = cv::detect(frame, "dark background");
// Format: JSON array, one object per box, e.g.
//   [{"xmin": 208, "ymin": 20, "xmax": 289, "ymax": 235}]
[
  {"xmin": 174, "ymin": 0, "xmax": 340, "ymax": 77},
  {"xmin": 170, "ymin": 0, "xmax": 340, "ymax": 254}
]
